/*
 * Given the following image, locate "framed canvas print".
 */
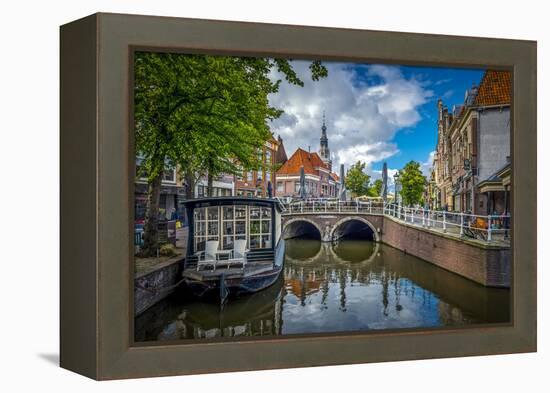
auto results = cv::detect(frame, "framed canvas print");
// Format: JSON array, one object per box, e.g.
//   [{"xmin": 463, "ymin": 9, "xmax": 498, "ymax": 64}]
[{"xmin": 60, "ymin": 13, "xmax": 537, "ymax": 380}]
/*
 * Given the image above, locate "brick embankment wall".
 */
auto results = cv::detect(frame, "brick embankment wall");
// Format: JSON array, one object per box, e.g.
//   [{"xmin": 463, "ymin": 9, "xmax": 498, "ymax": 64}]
[
  {"xmin": 134, "ymin": 256, "xmax": 185, "ymax": 316},
  {"xmin": 381, "ymin": 216, "xmax": 510, "ymax": 287}
]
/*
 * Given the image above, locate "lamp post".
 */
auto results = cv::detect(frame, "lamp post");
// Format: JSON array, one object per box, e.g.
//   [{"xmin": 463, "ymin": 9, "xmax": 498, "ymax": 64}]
[{"xmin": 394, "ymin": 173, "xmax": 402, "ymax": 219}]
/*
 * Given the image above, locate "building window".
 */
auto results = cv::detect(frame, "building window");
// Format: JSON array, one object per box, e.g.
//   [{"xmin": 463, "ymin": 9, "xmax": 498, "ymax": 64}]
[
  {"xmin": 294, "ymin": 182, "xmax": 300, "ymax": 193},
  {"xmin": 235, "ymin": 165, "xmax": 243, "ymax": 181},
  {"xmin": 194, "ymin": 206, "xmax": 219, "ymax": 252},
  {"xmin": 221, "ymin": 206, "xmax": 247, "ymax": 250},
  {"xmin": 249, "ymin": 207, "xmax": 271, "ymax": 249},
  {"xmin": 276, "ymin": 182, "xmax": 283, "ymax": 193},
  {"xmin": 265, "ymin": 171, "xmax": 271, "ymax": 182},
  {"xmin": 266, "ymin": 149, "xmax": 272, "ymax": 164},
  {"xmin": 135, "ymin": 158, "xmax": 176, "ymax": 184},
  {"xmin": 135, "ymin": 161, "xmax": 147, "ymax": 180},
  {"xmin": 258, "ymin": 149, "xmax": 264, "ymax": 163},
  {"xmin": 246, "ymin": 171, "xmax": 253, "ymax": 182},
  {"xmin": 162, "ymin": 167, "xmax": 176, "ymax": 183}
]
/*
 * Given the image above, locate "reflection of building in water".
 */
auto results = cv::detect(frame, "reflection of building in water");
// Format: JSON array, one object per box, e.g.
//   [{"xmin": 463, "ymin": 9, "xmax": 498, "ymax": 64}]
[{"xmin": 285, "ymin": 269, "xmax": 324, "ymax": 297}]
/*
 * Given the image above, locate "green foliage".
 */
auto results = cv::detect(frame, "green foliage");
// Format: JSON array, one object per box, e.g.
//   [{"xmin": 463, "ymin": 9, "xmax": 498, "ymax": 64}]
[
  {"xmin": 134, "ymin": 52, "xmax": 328, "ymax": 180},
  {"xmin": 398, "ymin": 161, "xmax": 426, "ymax": 206},
  {"xmin": 159, "ymin": 243, "xmax": 176, "ymax": 257},
  {"xmin": 345, "ymin": 161, "xmax": 371, "ymax": 197},
  {"xmin": 368, "ymin": 179, "xmax": 383, "ymax": 197}
]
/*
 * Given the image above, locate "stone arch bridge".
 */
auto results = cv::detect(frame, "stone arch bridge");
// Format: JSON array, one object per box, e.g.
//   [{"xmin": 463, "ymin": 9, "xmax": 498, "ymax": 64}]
[{"xmin": 282, "ymin": 212, "xmax": 384, "ymax": 242}]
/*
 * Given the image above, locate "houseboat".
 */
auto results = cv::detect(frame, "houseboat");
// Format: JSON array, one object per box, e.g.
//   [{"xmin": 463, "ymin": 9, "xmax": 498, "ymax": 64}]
[{"xmin": 182, "ymin": 197, "xmax": 285, "ymax": 303}]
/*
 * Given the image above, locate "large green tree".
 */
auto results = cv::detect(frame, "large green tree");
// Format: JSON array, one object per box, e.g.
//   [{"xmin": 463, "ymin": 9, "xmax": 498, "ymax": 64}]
[
  {"xmin": 345, "ymin": 161, "xmax": 371, "ymax": 198},
  {"xmin": 134, "ymin": 52, "xmax": 327, "ymax": 256},
  {"xmin": 368, "ymin": 179, "xmax": 383, "ymax": 197},
  {"xmin": 398, "ymin": 161, "xmax": 426, "ymax": 206}
]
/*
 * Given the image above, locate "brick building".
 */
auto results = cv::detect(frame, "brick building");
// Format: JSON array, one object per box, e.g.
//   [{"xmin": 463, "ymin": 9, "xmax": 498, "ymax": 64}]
[
  {"xmin": 234, "ymin": 137, "xmax": 280, "ymax": 197},
  {"xmin": 275, "ymin": 118, "xmax": 340, "ymax": 198},
  {"xmin": 431, "ymin": 70, "xmax": 511, "ymax": 215}
]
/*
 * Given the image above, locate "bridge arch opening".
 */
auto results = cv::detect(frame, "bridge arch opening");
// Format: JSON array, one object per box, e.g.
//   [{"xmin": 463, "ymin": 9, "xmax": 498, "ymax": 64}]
[
  {"xmin": 331, "ymin": 218, "xmax": 377, "ymax": 242},
  {"xmin": 283, "ymin": 219, "xmax": 322, "ymax": 241}
]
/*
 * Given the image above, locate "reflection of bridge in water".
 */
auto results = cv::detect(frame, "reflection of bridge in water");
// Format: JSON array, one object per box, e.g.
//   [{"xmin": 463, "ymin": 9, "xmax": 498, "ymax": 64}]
[{"xmin": 282, "ymin": 239, "xmax": 509, "ymax": 327}]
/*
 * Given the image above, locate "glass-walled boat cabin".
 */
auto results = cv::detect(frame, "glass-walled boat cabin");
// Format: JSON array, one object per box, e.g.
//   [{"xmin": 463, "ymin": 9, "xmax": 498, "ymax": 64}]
[{"xmin": 185, "ymin": 198, "xmax": 282, "ymax": 255}]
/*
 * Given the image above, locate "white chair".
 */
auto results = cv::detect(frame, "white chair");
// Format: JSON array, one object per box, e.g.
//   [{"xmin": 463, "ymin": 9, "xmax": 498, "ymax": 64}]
[
  {"xmin": 195, "ymin": 240, "xmax": 219, "ymax": 271},
  {"xmin": 227, "ymin": 239, "xmax": 249, "ymax": 269}
]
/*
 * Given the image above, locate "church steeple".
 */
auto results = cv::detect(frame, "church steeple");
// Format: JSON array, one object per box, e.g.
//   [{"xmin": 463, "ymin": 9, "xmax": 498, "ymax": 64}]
[{"xmin": 319, "ymin": 111, "xmax": 332, "ymax": 170}]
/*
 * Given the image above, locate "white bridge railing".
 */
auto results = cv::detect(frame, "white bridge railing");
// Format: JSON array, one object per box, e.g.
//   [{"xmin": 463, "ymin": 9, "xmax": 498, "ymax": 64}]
[
  {"xmin": 280, "ymin": 198, "xmax": 385, "ymax": 215},
  {"xmin": 278, "ymin": 198, "xmax": 510, "ymax": 244}
]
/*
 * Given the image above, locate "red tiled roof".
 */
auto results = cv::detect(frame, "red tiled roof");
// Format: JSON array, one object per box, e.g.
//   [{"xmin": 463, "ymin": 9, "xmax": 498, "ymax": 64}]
[
  {"xmin": 276, "ymin": 148, "xmax": 328, "ymax": 176},
  {"xmin": 474, "ymin": 70, "xmax": 512, "ymax": 106},
  {"xmin": 330, "ymin": 172, "xmax": 340, "ymax": 182}
]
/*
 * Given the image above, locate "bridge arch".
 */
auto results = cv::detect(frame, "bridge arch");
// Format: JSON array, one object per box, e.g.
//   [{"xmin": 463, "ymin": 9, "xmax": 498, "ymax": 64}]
[
  {"xmin": 330, "ymin": 216, "xmax": 379, "ymax": 242},
  {"xmin": 282, "ymin": 217, "xmax": 323, "ymax": 240}
]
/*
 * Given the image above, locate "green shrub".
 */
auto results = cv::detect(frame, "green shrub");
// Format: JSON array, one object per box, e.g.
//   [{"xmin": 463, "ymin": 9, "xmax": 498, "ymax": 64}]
[{"xmin": 159, "ymin": 243, "xmax": 176, "ymax": 257}]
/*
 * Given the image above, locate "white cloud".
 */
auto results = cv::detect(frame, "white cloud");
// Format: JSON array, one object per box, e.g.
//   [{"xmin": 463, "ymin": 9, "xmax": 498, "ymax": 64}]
[
  {"xmin": 420, "ymin": 150, "xmax": 436, "ymax": 177},
  {"xmin": 434, "ymin": 78, "xmax": 452, "ymax": 86},
  {"xmin": 336, "ymin": 142, "xmax": 399, "ymax": 168},
  {"xmin": 268, "ymin": 62, "xmax": 432, "ymax": 171}
]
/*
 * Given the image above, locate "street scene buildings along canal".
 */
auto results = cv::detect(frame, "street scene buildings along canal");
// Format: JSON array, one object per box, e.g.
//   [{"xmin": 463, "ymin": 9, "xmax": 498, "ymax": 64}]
[{"xmin": 132, "ymin": 54, "xmax": 511, "ymax": 342}]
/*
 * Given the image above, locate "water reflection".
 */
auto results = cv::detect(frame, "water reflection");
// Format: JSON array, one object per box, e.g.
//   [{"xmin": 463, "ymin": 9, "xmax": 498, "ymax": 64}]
[{"xmin": 135, "ymin": 239, "xmax": 510, "ymax": 342}]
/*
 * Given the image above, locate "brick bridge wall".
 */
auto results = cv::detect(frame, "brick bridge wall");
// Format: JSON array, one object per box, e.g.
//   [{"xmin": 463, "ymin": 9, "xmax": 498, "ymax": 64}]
[{"xmin": 282, "ymin": 213, "xmax": 510, "ymax": 287}]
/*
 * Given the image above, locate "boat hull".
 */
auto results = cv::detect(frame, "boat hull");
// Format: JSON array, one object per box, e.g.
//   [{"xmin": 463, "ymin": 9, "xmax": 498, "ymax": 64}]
[{"xmin": 183, "ymin": 264, "xmax": 283, "ymax": 300}]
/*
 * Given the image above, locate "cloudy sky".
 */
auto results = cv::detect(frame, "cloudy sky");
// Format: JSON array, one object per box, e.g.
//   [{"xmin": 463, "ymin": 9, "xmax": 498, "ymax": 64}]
[{"xmin": 268, "ymin": 61, "xmax": 484, "ymax": 185}]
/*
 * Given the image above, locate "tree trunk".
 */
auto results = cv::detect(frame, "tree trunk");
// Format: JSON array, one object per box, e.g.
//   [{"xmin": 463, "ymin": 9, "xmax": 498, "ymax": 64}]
[
  {"xmin": 207, "ymin": 171, "xmax": 214, "ymax": 197},
  {"xmin": 185, "ymin": 170, "xmax": 195, "ymax": 200},
  {"xmin": 140, "ymin": 174, "xmax": 162, "ymax": 257}
]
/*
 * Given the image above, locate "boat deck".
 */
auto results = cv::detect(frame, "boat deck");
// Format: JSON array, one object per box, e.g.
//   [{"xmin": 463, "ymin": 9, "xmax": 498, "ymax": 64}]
[{"xmin": 182, "ymin": 261, "xmax": 276, "ymax": 282}]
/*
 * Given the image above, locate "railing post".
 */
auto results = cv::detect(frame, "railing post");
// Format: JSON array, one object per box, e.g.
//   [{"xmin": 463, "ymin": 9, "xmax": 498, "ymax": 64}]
[
  {"xmin": 369, "ymin": 201, "xmax": 372, "ymax": 214},
  {"xmin": 442, "ymin": 211, "xmax": 447, "ymax": 232},
  {"xmin": 487, "ymin": 215, "xmax": 492, "ymax": 241},
  {"xmin": 325, "ymin": 200, "xmax": 327, "ymax": 212},
  {"xmin": 301, "ymin": 201, "xmax": 303, "ymax": 213},
  {"xmin": 356, "ymin": 199, "xmax": 359, "ymax": 213},
  {"xmin": 410, "ymin": 208, "xmax": 414, "ymax": 223},
  {"xmin": 460, "ymin": 212, "xmax": 464, "ymax": 236},
  {"xmin": 338, "ymin": 200, "xmax": 341, "ymax": 213},
  {"xmin": 422, "ymin": 208, "xmax": 425, "ymax": 227}
]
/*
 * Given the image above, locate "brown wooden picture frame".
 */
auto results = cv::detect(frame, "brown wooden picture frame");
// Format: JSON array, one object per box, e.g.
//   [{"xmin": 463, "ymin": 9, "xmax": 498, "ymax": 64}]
[{"xmin": 60, "ymin": 12, "xmax": 536, "ymax": 380}]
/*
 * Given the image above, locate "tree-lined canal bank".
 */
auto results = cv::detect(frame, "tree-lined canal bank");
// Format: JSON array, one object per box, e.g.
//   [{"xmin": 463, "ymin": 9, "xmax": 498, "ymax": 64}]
[{"xmin": 135, "ymin": 239, "xmax": 509, "ymax": 342}]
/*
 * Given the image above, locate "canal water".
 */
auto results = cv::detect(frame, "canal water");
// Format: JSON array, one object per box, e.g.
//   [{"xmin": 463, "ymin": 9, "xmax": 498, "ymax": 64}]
[{"xmin": 135, "ymin": 239, "xmax": 510, "ymax": 342}]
